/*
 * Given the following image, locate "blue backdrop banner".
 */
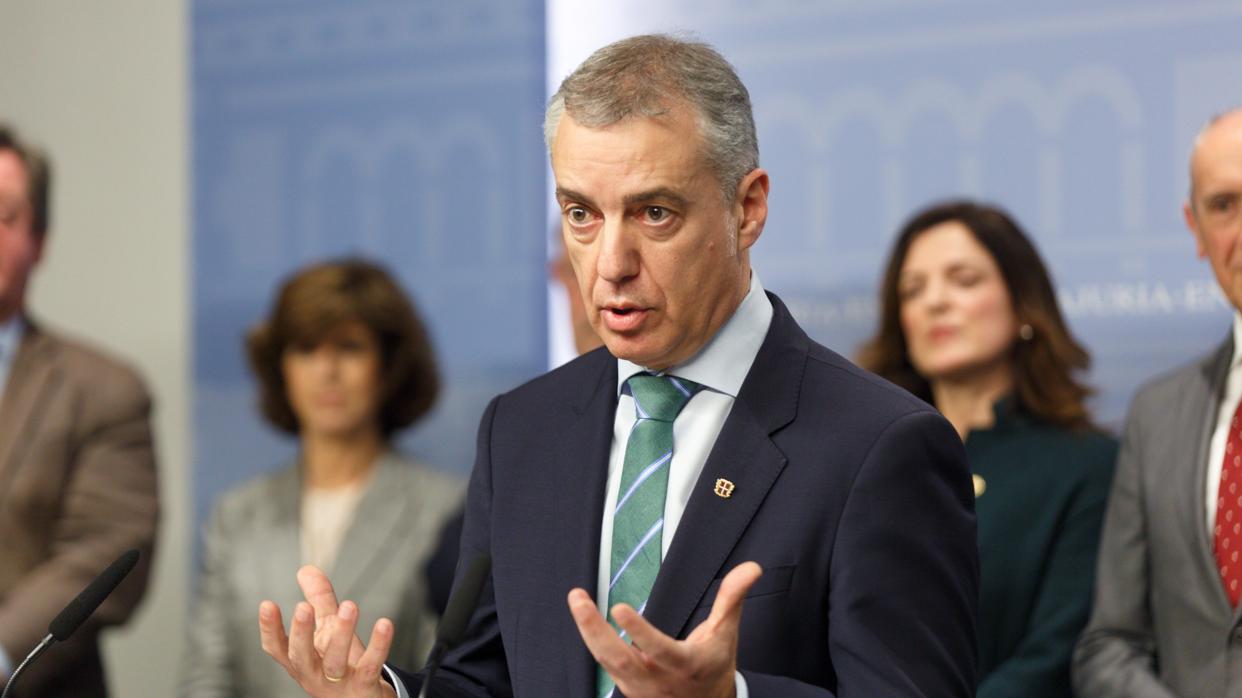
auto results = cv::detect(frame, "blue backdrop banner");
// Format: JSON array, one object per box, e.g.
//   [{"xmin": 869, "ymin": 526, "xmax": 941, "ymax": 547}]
[
  {"xmin": 192, "ymin": 0, "xmax": 548, "ymax": 532},
  {"xmin": 548, "ymin": 0, "xmax": 1242, "ymax": 425},
  {"xmin": 194, "ymin": 0, "xmax": 1242, "ymax": 539}
]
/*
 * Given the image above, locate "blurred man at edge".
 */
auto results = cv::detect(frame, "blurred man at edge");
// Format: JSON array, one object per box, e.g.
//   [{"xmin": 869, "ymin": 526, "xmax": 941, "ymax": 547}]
[
  {"xmin": 0, "ymin": 123, "xmax": 158, "ymax": 697},
  {"xmin": 1074, "ymin": 108, "xmax": 1242, "ymax": 697}
]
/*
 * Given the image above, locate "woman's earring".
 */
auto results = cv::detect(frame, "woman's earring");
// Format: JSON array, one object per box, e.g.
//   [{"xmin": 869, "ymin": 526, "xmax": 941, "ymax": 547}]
[{"xmin": 1018, "ymin": 323, "xmax": 1034, "ymax": 341}]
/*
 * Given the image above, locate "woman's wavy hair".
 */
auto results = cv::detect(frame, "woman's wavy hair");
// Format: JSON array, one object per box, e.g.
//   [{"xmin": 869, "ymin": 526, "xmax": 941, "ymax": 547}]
[
  {"xmin": 246, "ymin": 258, "xmax": 440, "ymax": 438},
  {"xmin": 857, "ymin": 200, "xmax": 1096, "ymax": 430}
]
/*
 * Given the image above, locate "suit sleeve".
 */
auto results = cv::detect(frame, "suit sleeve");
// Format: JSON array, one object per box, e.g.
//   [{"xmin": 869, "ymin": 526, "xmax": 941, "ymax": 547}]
[
  {"xmin": 393, "ymin": 396, "xmax": 511, "ymax": 697},
  {"xmin": 827, "ymin": 409, "xmax": 978, "ymax": 697},
  {"xmin": 1072, "ymin": 398, "xmax": 1178, "ymax": 698},
  {"xmin": 977, "ymin": 445, "xmax": 1114, "ymax": 698},
  {"xmin": 424, "ymin": 508, "xmax": 465, "ymax": 617},
  {"xmin": 0, "ymin": 365, "xmax": 158, "ymax": 680},
  {"xmin": 739, "ymin": 410, "xmax": 978, "ymax": 698},
  {"xmin": 178, "ymin": 501, "xmax": 240, "ymax": 697}
]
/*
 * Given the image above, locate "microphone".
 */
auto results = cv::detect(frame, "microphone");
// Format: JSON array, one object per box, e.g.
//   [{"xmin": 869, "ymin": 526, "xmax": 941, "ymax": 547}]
[
  {"xmin": 1, "ymin": 549, "xmax": 140, "ymax": 698},
  {"xmin": 418, "ymin": 553, "xmax": 490, "ymax": 698}
]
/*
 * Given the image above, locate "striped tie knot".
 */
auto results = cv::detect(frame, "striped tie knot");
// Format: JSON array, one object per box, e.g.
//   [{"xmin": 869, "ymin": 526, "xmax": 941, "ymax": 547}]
[{"xmin": 627, "ymin": 373, "xmax": 703, "ymax": 422}]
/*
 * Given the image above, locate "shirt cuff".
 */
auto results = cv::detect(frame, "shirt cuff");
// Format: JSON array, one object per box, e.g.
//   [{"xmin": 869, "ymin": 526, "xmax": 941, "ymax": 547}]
[
  {"xmin": 383, "ymin": 664, "xmax": 410, "ymax": 698},
  {"xmin": 735, "ymin": 669, "xmax": 749, "ymax": 698}
]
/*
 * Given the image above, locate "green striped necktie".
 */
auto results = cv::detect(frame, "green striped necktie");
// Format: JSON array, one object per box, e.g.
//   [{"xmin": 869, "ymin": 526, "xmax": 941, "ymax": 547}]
[{"xmin": 597, "ymin": 372, "xmax": 703, "ymax": 698}]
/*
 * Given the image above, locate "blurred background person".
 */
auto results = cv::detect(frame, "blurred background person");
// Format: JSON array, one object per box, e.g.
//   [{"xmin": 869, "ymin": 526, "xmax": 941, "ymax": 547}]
[
  {"xmin": 179, "ymin": 259, "xmax": 462, "ymax": 697},
  {"xmin": 0, "ymin": 123, "xmax": 158, "ymax": 698},
  {"xmin": 1073, "ymin": 107, "xmax": 1242, "ymax": 698},
  {"xmin": 858, "ymin": 200, "xmax": 1117, "ymax": 697}
]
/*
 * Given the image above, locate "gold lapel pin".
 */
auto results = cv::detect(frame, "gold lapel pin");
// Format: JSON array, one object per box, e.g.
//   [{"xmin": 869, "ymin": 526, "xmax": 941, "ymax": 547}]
[
  {"xmin": 714, "ymin": 478, "xmax": 735, "ymax": 499},
  {"xmin": 973, "ymin": 474, "xmax": 986, "ymax": 498}
]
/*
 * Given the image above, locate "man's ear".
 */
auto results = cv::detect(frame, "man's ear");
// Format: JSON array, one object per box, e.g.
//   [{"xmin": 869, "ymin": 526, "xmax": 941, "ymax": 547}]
[
  {"xmin": 1184, "ymin": 200, "xmax": 1207, "ymax": 259},
  {"xmin": 734, "ymin": 168, "xmax": 769, "ymax": 252}
]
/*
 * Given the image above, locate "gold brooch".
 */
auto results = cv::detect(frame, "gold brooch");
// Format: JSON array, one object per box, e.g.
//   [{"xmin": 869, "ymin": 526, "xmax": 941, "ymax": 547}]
[{"xmin": 714, "ymin": 478, "xmax": 735, "ymax": 499}]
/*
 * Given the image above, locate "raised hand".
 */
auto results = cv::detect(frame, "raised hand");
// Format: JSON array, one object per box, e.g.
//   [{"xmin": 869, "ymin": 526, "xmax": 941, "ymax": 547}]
[
  {"xmin": 258, "ymin": 565, "xmax": 397, "ymax": 697},
  {"xmin": 568, "ymin": 561, "xmax": 763, "ymax": 698}
]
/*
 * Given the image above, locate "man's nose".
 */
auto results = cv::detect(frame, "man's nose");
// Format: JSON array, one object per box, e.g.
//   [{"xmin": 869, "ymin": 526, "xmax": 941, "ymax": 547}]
[{"xmin": 596, "ymin": 220, "xmax": 639, "ymax": 283}]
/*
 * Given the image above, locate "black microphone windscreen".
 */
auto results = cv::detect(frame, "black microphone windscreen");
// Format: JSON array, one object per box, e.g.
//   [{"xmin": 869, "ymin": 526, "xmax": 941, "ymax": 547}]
[
  {"xmin": 436, "ymin": 554, "xmax": 491, "ymax": 649},
  {"xmin": 48, "ymin": 549, "xmax": 140, "ymax": 642}
]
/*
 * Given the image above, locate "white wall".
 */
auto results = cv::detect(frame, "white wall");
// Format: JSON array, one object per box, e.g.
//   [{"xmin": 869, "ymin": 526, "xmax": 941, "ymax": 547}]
[{"xmin": 0, "ymin": 2, "xmax": 189, "ymax": 695}]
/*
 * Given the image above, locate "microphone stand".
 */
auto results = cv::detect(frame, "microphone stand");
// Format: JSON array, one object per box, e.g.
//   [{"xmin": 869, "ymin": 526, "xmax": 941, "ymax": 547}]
[{"xmin": 1, "ymin": 633, "xmax": 54, "ymax": 698}]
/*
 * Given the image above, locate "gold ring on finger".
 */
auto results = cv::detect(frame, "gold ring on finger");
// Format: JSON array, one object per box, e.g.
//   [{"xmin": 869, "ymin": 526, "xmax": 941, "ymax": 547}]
[{"xmin": 324, "ymin": 671, "xmax": 344, "ymax": 683}]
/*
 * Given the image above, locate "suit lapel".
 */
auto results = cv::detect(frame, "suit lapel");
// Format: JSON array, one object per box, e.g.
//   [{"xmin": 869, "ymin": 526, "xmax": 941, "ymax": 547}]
[
  {"xmin": 0, "ymin": 324, "xmax": 61, "ymax": 500},
  {"xmin": 551, "ymin": 352, "xmax": 617, "ymax": 697},
  {"xmin": 1175, "ymin": 336, "xmax": 1242, "ymax": 620},
  {"xmin": 331, "ymin": 453, "xmax": 408, "ymax": 599},
  {"xmin": 262, "ymin": 465, "xmax": 304, "ymax": 604},
  {"xmin": 644, "ymin": 294, "xmax": 805, "ymax": 639},
  {"xmin": 1195, "ymin": 337, "xmax": 1242, "ymax": 625}
]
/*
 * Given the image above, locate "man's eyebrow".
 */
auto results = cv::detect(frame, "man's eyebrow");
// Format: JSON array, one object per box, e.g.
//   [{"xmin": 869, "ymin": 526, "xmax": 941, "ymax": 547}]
[
  {"xmin": 555, "ymin": 187, "xmax": 595, "ymax": 207},
  {"xmin": 554, "ymin": 187, "xmax": 690, "ymax": 210},
  {"xmin": 622, "ymin": 188, "xmax": 689, "ymax": 208}
]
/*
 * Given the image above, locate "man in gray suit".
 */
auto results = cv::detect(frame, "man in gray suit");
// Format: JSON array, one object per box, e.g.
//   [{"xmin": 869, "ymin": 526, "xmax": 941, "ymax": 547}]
[{"xmin": 1073, "ymin": 107, "xmax": 1242, "ymax": 697}]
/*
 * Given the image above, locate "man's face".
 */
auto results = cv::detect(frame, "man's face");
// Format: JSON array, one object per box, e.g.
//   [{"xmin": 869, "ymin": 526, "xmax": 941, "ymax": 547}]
[
  {"xmin": 0, "ymin": 148, "xmax": 43, "ymax": 322},
  {"xmin": 552, "ymin": 108, "xmax": 767, "ymax": 371},
  {"xmin": 1186, "ymin": 112, "xmax": 1242, "ymax": 311}
]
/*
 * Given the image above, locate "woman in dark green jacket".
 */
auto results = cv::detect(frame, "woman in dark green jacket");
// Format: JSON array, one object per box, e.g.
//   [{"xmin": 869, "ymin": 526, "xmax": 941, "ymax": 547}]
[{"xmin": 859, "ymin": 200, "xmax": 1117, "ymax": 697}]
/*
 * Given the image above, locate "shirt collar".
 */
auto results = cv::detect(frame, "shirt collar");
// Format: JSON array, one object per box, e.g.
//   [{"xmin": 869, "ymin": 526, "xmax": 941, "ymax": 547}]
[
  {"xmin": 1233, "ymin": 312, "xmax": 1242, "ymax": 369},
  {"xmin": 0, "ymin": 315, "xmax": 23, "ymax": 365},
  {"xmin": 616, "ymin": 271, "xmax": 774, "ymax": 398}
]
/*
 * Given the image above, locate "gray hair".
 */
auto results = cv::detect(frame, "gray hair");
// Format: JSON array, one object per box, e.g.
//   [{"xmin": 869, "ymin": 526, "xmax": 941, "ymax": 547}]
[
  {"xmin": 544, "ymin": 34, "xmax": 759, "ymax": 201},
  {"xmin": 1188, "ymin": 105, "xmax": 1242, "ymax": 206}
]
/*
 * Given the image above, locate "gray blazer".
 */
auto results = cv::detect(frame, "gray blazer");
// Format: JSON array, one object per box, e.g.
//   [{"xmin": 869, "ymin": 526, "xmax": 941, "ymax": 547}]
[
  {"xmin": 1074, "ymin": 337, "xmax": 1242, "ymax": 697},
  {"xmin": 179, "ymin": 452, "xmax": 463, "ymax": 698}
]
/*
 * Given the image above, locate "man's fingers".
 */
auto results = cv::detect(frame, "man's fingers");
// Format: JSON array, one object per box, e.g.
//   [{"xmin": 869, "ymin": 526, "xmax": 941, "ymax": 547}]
[
  {"xmin": 354, "ymin": 617, "xmax": 396, "ymax": 685},
  {"xmin": 348, "ymin": 631, "xmax": 367, "ymax": 664},
  {"xmin": 287, "ymin": 602, "xmax": 321, "ymax": 675},
  {"xmin": 258, "ymin": 601, "xmax": 292, "ymax": 670},
  {"xmin": 321, "ymin": 600, "xmax": 360, "ymax": 681},
  {"xmin": 705, "ymin": 561, "xmax": 763, "ymax": 632},
  {"xmin": 297, "ymin": 565, "xmax": 341, "ymax": 621},
  {"xmin": 567, "ymin": 588, "xmax": 641, "ymax": 677},
  {"xmin": 611, "ymin": 603, "xmax": 682, "ymax": 666},
  {"xmin": 314, "ymin": 613, "xmax": 342, "ymax": 656}
]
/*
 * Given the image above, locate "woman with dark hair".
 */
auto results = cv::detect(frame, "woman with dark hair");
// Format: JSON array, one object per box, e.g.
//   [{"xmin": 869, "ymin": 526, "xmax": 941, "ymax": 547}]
[
  {"xmin": 180, "ymin": 259, "xmax": 463, "ymax": 697},
  {"xmin": 858, "ymin": 201, "xmax": 1117, "ymax": 697}
]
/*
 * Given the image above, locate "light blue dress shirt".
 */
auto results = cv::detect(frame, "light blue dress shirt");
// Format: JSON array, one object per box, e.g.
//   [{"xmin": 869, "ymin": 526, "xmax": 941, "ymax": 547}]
[
  {"xmin": 0, "ymin": 315, "xmax": 24, "ymax": 679},
  {"xmin": 0, "ymin": 315, "xmax": 22, "ymax": 406}
]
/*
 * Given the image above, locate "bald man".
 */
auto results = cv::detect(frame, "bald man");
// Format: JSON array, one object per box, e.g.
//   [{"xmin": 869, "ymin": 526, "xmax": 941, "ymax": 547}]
[{"xmin": 1073, "ymin": 108, "xmax": 1242, "ymax": 697}]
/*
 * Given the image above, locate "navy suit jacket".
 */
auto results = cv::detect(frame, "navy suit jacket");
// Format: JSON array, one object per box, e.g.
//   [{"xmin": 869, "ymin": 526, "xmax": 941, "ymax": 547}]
[{"xmin": 400, "ymin": 293, "xmax": 978, "ymax": 697}]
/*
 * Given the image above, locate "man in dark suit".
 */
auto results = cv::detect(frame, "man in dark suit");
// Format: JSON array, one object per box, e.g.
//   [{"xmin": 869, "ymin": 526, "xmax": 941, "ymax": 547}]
[
  {"xmin": 259, "ymin": 34, "xmax": 978, "ymax": 697},
  {"xmin": 1072, "ymin": 108, "xmax": 1242, "ymax": 697},
  {"xmin": 0, "ymin": 125, "xmax": 158, "ymax": 697}
]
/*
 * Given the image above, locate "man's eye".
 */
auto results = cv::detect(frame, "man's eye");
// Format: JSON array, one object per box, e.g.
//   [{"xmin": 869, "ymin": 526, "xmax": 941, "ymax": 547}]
[
  {"xmin": 1208, "ymin": 195, "xmax": 1238, "ymax": 214},
  {"xmin": 644, "ymin": 206, "xmax": 669, "ymax": 223},
  {"xmin": 567, "ymin": 207, "xmax": 591, "ymax": 225}
]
